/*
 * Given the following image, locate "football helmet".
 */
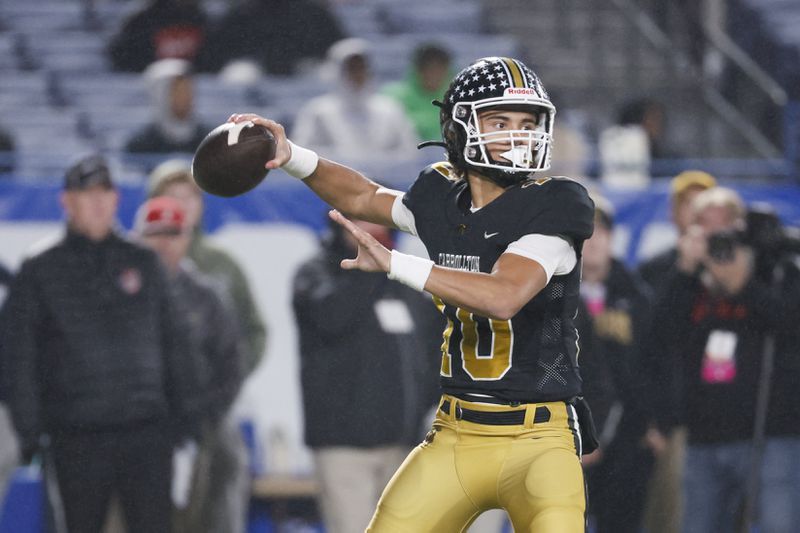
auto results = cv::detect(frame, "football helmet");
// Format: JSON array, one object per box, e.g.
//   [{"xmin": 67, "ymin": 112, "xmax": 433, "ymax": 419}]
[{"xmin": 438, "ymin": 57, "xmax": 555, "ymax": 187}]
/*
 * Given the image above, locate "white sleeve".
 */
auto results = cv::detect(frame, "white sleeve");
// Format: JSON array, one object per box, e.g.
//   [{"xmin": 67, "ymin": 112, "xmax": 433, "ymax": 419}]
[
  {"xmin": 389, "ymin": 193, "xmax": 418, "ymax": 236},
  {"xmin": 504, "ymin": 234, "xmax": 577, "ymax": 282}
]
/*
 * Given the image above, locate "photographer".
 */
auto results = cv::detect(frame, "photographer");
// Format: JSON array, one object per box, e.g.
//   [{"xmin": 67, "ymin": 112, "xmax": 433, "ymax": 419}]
[{"xmin": 645, "ymin": 187, "xmax": 800, "ymax": 533}]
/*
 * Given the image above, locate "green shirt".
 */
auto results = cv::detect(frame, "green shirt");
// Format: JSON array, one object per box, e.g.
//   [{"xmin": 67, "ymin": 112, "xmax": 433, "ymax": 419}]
[
  {"xmin": 189, "ymin": 233, "xmax": 267, "ymax": 374},
  {"xmin": 382, "ymin": 71, "xmax": 449, "ymax": 142}
]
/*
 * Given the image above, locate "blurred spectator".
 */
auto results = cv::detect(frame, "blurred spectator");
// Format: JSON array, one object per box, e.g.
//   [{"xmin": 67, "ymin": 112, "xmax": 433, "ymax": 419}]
[
  {"xmin": 0, "ymin": 261, "xmax": 9, "ymax": 308},
  {"xmin": 125, "ymin": 59, "xmax": 209, "ymax": 165},
  {"xmin": 617, "ymin": 97, "xmax": 678, "ymax": 160},
  {"xmin": 382, "ymin": 42, "xmax": 452, "ymax": 142},
  {"xmin": 292, "ymin": 218, "xmax": 442, "ymax": 533},
  {"xmin": 109, "ymin": 0, "xmax": 209, "ymax": 72},
  {"xmin": 637, "ymin": 170, "xmax": 715, "ymax": 533},
  {"xmin": 147, "ymin": 160, "xmax": 266, "ymax": 529},
  {"xmin": 0, "ymin": 154, "xmax": 202, "ymax": 533},
  {"xmin": 548, "ymin": 97, "xmax": 592, "ymax": 180},
  {"xmin": 0, "ymin": 261, "xmax": 17, "ymax": 504},
  {"xmin": 0, "ymin": 127, "xmax": 14, "ymax": 176},
  {"xmin": 133, "ymin": 196, "xmax": 245, "ymax": 533},
  {"xmin": 599, "ymin": 97, "xmax": 681, "ymax": 188},
  {"xmin": 148, "ymin": 160, "xmax": 266, "ymax": 370},
  {"xmin": 638, "ymin": 170, "xmax": 717, "ymax": 293},
  {"xmin": 576, "ymin": 195, "xmax": 656, "ymax": 533},
  {"xmin": 199, "ymin": 0, "xmax": 345, "ymax": 75},
  {"xmin": 597, "ymin": 106, "xmax": 650, "ymax": 189},
  {"xmin": 646, "ymin": 187, "xmax": 800, "ymax": 533},
  {"xmin": 292, "ymin": 38, "xmax": 419, "ymax": 164}
]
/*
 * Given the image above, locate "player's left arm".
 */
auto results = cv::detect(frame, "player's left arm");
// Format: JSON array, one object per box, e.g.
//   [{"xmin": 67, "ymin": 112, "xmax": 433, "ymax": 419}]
[
  {"xmin": 427, "ymin": 252, "xmax": 548, "ymax": 320},
  {"xmin": 331, "ymin": 178, "xmax": 592, "ymax": 320},
  {"xmin": 330, "ymin": 210, "xmax": 550, "ymax": 321}
]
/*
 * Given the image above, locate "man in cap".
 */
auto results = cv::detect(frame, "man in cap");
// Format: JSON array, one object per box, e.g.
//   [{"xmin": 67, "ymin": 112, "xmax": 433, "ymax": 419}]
[
  {"xmin": 644, "ymin": 187, "xmax": 800, "ymax": 532},
  {"xmin": 147, "ymin": 160, "xmax": 263, "ymax": 533},
  {"xmin": 133, "ymin": 196, "xmax": 244, "ymax": 533},
  {"xmin": 148, "ymin": 159, "xmax": 266, "ymax": 371},
  {"xmin": 636, "ymin": 170, "xmax": 715, "ymax": 533},
  {"xmin": 1, "ymin": 155, "xmax": 202, "ymax": 533},
  {"xmin": 638, "ymin": 170, "xmax": 717, "ymax": 293}
]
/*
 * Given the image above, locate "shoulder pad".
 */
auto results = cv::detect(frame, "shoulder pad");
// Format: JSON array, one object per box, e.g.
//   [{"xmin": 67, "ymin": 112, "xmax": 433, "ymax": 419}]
[
  {"xmin": 519, "ymin": 175, "xmax": 580, "ymax": 189},
  {"xmin": 403, "ymin": 162, "xmax": 461, "ymax": 225},
  {"xmin": 425, "ymin": 161, "xmax": 460, "ymax": 182},
  {"xmin": 517, "ymin": 176, "xmax": 594, "ymax": 241}
]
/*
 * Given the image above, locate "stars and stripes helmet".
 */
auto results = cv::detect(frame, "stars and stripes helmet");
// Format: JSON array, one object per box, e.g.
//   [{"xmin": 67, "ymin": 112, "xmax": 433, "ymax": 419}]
[{"xmin": 438, "ymin": 57, "xmax": 555, "ymax": 186}]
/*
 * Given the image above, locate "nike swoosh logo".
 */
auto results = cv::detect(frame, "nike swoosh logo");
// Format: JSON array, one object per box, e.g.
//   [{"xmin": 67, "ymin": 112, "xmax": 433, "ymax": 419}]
[{"xmin": 484, "ymin": 232, "xmax": 499, "ymax": 239}]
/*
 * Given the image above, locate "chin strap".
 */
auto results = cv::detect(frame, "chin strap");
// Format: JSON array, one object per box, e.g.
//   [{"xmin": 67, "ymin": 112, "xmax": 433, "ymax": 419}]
[
  {"xmin": 417, "ymin": 140, "xmax": 447, "ymax": 150},
  {"xmin": 417, "ymin": 99, "xmax": 448, "ymax": 151}
]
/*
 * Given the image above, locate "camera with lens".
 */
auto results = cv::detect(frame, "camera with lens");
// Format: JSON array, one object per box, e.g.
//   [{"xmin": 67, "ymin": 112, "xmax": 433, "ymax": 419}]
[
  {"xmin": 707, "ymin": 205, "xmax": 800, "ymax": 268},
  {"xmin": 707, "ymin": 229, "xmax": 747, "ymax": 263}
]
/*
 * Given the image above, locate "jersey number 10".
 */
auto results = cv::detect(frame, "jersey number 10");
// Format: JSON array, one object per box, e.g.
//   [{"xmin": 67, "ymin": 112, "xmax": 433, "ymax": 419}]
[{"xmin": 433, "ymin": 296, "xmax": 514, "ymax": 380}]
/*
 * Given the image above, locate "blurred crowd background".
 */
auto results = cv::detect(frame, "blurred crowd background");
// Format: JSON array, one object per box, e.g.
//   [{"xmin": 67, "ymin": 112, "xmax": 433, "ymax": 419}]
[
  {"xmin": 0, "ymin": 0, "xmax": 799, "ymax": 532},
  {"xmin": 0, "ymin": 0, "xmax": 797, "ymax": 181}
]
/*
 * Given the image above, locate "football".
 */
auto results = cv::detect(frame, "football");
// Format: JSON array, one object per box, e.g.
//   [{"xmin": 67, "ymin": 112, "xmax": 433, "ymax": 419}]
[{"xmin": 191, "ymin": 121, "xmax": 277, "ymax": 197}]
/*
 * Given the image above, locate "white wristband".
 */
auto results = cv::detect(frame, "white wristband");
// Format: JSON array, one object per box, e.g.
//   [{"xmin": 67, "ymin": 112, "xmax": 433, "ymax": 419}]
[
  {"xmin": 283, "ymin": 140, "xmax": 319, "ymax": 179},
  {"xmin": 388, "ymin": 250, "xmax": 434, "ymax": 292}
]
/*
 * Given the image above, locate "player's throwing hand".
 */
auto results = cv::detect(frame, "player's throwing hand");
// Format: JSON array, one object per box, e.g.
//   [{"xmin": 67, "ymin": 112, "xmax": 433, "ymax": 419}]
[{"xmin": 228, "ymin": 113, "xmax": 291, "ymax": 170}]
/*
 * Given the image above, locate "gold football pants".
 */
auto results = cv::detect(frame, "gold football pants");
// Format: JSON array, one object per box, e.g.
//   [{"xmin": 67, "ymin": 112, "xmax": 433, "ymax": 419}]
[{"xmin": 366, "ymin": 395, "xmax": 586, "ymax": 533}]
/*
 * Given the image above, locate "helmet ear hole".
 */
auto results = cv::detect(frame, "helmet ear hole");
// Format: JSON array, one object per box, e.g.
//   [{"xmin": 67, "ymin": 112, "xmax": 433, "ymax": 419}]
[
  {"xmin": 441, "ymin": 119, "xmax": 467, "ymax": 176},
  {"xmin": 443, "ymin": 120, "xmax": 458, "ymax": 143}
]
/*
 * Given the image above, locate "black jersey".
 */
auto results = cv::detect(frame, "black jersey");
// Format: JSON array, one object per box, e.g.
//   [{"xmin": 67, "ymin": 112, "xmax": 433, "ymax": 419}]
[{"xmin": 403, "ymin": 162, "xmax": 595, "ymax": 403}]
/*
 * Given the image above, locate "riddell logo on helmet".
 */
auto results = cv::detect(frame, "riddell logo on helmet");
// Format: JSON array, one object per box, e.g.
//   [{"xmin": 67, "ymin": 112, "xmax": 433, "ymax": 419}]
[{"xmin": 504, "ymin": 88, "xmax": 537, "ymax": 96}]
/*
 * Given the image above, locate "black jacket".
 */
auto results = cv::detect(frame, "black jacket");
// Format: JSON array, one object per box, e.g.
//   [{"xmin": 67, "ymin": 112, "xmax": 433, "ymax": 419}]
[
  {"xmin": 108, "ymin": 0, "xmax": 209, "ymax": 72},
  {"xmin": 199, "ymin": 0, "xmax": 345, "ymax": 75},
  {"xmin": 1, "ymin": 230, "xmax": 203, "ymax": 451},
  {"xmin": 171, "ymin": 263, "xmax": 244, "ymax": 423},
  {"xmin": 0, "ymin": 262, "xmax": 12, "ymax": 402},
  {"xmin": 293, "ymin": 231, "xmax": 443, "ymax": 448},
  {"xmin": 637, "ymin": 247, "xmax": 678, "ymax": 296},
  {"xmin": 646, "ymin": 260, "xmax": 800, "ymax": 444},
  {"xmin": 577, "ymin": 260, "xmax": 653, "ymax": 447}
]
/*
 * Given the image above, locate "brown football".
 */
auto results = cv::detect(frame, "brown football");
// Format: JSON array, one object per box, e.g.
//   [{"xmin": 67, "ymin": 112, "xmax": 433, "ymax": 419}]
[{"xmin": 191, "ymin": 121, "xmax": 276, "ymax": 197}]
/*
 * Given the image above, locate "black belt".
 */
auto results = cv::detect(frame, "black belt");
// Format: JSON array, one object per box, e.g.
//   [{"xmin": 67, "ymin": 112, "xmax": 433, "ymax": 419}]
[{"xmin": 440, "ymin": 400, "xmax": 551, "ymax": 426}]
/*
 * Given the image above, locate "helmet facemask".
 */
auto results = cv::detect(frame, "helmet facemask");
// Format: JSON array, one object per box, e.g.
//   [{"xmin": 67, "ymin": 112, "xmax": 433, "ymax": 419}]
[{"xmin": 452, "ymin": 97, "xmax": 555, "ymax": 184}]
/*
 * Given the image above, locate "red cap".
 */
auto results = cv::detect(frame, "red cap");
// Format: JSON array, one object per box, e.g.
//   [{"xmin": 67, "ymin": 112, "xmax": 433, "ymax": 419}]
[{"xmin": 134, "ymin": 196, "xmax": 186, "ymax": 236}]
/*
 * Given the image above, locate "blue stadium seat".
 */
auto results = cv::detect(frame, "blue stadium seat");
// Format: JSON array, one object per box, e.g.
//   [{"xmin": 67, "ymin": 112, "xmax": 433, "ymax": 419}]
[
  {"xmin": 332, "ymin": 4, "xmax": 384, "ymax": 38},
  {"xmin": 60, "ymin": 72, "xmax": 146, "ymax": 103},
  {"xmin": 367, "ymin": 34, "xmax": 520, "ymax": 82},
  {"xmin": 254, "ymin": 76, "xmax": 336, "ymax": 108},
  {"xmin": 0, "ymin": 34, "xmax": 17, "ymax": 70},
  {"xmin": 0, "ymin": 1, "xmax": 84, "ymax": 31},
  {"xmin": 0, "ymin": 0, "xmax": 517, "ymax": 182},
  {"xmin": 379, "ymin": 2, "xmax": 485, "ymax": 35},
  {"xmin": 27, "ymin": 31, "xmax": 109, "ymax": 73},
  {"xmin": 0, "ymin": 72, "xmax": 48, "ymax": 105}
]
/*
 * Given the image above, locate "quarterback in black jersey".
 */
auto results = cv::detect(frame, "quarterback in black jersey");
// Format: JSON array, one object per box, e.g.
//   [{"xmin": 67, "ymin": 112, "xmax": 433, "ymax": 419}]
[{"xmin": 230, "ymin": 56, "xmax": 594, "ymax": 532}]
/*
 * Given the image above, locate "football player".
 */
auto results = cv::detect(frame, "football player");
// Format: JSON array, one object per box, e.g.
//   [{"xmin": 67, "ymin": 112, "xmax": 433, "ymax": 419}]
[{"xmin": 230, "ymin": 56, "xmax": 595, "ymax": 532}]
